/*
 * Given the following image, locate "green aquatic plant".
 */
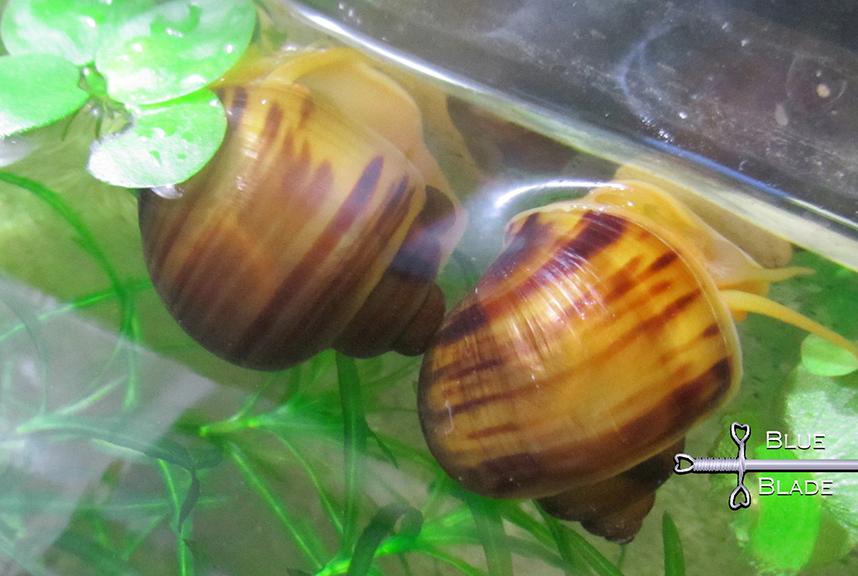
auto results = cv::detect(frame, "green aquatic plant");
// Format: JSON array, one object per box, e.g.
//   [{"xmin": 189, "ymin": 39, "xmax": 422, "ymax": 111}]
[
  {"xmin": 3, "ymin": 155, "xmax": 858, "ymax": 575},
  {"xmin": 0, "ymin": 170, "xmax": 670, "ymax": 575},
  {"xmin": 0, "ymin": 0, "xmax": 256, "ymax": 187}
]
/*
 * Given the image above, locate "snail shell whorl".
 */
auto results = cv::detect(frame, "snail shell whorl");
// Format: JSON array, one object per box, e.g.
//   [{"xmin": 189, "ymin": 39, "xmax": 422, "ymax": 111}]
[
  {"xmin": 538, "ymin": 438, "xmax": 683, "ymax": 542},
  {"xmin": 140, "ymin": 79, "xmax": 461, "ymax": 370},
  {"xmin": 418, "ymin": 202, "xmax": 741, "ymax": 502}
]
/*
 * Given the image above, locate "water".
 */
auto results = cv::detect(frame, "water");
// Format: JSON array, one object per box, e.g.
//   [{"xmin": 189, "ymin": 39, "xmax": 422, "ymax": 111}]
[{"xmin": 1, "ymin": 1, "xmax": 857, "ymax": 575}]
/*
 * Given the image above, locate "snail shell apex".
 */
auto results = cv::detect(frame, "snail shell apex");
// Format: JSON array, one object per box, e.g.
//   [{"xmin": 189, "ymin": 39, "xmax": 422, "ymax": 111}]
[
  {"xmin": 418, "ymin": 192, "xmax": 742, "ymax": 499},
  {"xmin": 139, "ymin": 49, "xmax": 465, "ymax": 370}
]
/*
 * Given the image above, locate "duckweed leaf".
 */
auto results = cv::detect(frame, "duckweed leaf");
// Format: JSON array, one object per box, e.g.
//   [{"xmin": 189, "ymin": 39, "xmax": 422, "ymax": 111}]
[
  {"xmin": 1, "ymin": 0, "xmax": 154, "ymax": 66},
  {"xmin": 738, "ymin": 446, "xmax": 821, "ymax": 573},
  {"xmin": 786, "ymin": 365, "xmax": 858, "ymax": 540},
  {"xmin": 801, "ymin": 334, "xmax": 858, "ymax": 377},
  {"xmin": 0, "ymin": 54, "xmax": 88, "ymax": 137},
  {"xmin": 87, "ymin": 88, "xmax": 226, "ymax": 188},
  {"xmin": 95, "ymin": 0, "xmax": 256, "ymax": 105}
]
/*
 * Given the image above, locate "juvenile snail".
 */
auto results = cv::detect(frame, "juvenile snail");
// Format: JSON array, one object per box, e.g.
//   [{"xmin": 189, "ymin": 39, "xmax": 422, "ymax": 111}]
[
  {"xmin": 418, "ymin": 180, "xmax": 858, "ymax": 541},
  {"xmin": 139, "ymin": 48, "xmax": 465, "ymax": 370}
]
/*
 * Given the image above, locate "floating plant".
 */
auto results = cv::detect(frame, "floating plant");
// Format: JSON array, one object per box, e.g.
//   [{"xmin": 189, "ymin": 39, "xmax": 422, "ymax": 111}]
[{"xmin": 0, "ymin": 0, "xmax": 256, "ymax": 187}]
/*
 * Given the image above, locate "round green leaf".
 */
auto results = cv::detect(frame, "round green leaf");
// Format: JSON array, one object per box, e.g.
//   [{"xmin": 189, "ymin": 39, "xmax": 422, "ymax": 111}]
[
  {"xmin": 95, "ymin": 0, "xmax": 256, "ymax": 105},
  {"xmin": 87, "ymin": 89, "xmax": 226, "ymax": 188},
  {"xmin": 0, "ymin": 0, "xmax": 153, "ymax": 66},
  {"xmin": 0, "ymin": 54, "xmax": 89, "ymax": 137},
  {"xmin": 786, "ymin": 366, "xmax": 858, "ymax": 541},
  {"xmin": 801, "ymin": 334, "xmax": 858, "ymax": 377},
  {"xmin": 747, "ymin": 445, "xmax": 821, "ymax": 573}
]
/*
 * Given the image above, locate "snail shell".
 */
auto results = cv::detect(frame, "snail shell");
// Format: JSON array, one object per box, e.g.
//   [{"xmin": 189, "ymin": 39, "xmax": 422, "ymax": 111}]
[
  {"xmin": 419, "ymin": 180, "xmax": 857, "ymax": 540},
  {"xmin": 139, "ymin": 48, "xmax": 465, "ymax": 370}
]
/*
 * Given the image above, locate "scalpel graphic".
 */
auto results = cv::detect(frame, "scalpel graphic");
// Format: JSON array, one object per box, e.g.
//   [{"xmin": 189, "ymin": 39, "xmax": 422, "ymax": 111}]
[{"xmin": 674, "ymin": 422, "xmax": 858, "ymax": 509}]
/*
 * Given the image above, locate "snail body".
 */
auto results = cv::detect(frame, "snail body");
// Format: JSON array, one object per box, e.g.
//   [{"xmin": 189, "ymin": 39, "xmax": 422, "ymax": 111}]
[
  {"xmin": 139, "ymin": 48, "xmax": 465, "ymax": 370},
  {"xmin": 418, "ymin": 180, "xmax": 857, "ymax": 541}
]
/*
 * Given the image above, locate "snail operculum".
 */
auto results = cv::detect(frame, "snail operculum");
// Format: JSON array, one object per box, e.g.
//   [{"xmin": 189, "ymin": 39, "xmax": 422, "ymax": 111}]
[{"xmin": 139, "ymin": 48, "xmax": 465, "ymax": 370}]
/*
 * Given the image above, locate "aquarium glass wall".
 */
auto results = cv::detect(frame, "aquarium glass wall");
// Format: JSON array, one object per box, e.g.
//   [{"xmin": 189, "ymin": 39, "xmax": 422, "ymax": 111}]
[{"xmin": 0, "ymin": 1, "xmax": 857, "ymax": 575}]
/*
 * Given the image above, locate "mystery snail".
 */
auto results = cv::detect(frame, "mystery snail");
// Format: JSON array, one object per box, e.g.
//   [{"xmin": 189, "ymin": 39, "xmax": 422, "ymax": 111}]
[
  {"xmin": 138, "ymin": 48, "xmax": 465, "ymax": 370},
  {"xmin": 418, "ymin": 179, "xmax": 858, "ymax": 541}
]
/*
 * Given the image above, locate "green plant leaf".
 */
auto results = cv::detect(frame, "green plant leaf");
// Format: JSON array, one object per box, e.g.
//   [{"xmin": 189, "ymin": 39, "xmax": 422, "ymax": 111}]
[
  {"xmin": 786, "ymin": 365, "xmax": 858, "ymax": 541},
  {"xmin": 337, "ymin": 353, "xmax": 368, "ymax": 550},
  {"xmin": 95, "ymin": 0, "xmax": 257, "ymax": 105},
  {"xmin": 87, "ymin": 88, "xmax": 226, "ymax": 188},
  {"xmin": 466, "ymin": 495, "xmax": 512, "ymax": 576},
  {"xmin": 0, "ymin": 54, "xmax": 88, "ymax": 137},
  {"xmin": 662, "ymin": 512, "xmax": 685, "ymax": 576},
  {"xmin": 743, "ymin": 446, "xmax": 821, "ymax": 573},
  {"xmin": 347, "ymin": 503, "xmax": 422, "ymax": 576},
  {"xmin": 801, "ymin": 334, "xmax": 858, "ymax": 377},
  {"xmin": 0, "ymin": 0, "xmax": 153, "ymax": 66}
]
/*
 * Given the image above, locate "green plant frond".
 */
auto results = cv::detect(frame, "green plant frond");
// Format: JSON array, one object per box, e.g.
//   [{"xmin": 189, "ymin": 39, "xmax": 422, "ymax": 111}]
[
  {"xmin": 226, "ymin": 441, "xmax": 328, "ymax": 571},
  {"xmin": 662, "ymin": 512, "xmax": 685, "ymax": 576}
]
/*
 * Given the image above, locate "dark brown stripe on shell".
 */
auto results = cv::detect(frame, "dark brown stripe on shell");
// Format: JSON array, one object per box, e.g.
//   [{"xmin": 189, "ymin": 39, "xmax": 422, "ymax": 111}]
[
  {"xmin": 260, "ymin": 102, "xmax": 284, "ymax": 146},
  {"xmin": 481, "ymin": 213, "xmax": 547, "ymax": 287},
  {"xmin": 179, "ymin": 148, "xmax": 336, "ymax": 341},
  {"xmin": 431, "ymin": 379, "xmax": 535, "ymax": 419},
  {"xmin": 668, "ymin": 357, "xmax": 733, "ymax": 413},
  {"xmin": 162, "ymin": 223, "xmax": 221, "ymax": 315},
  {"xmin": 558, "ymin": 211, "xmax": 628, "ymax": 262},
  {"xmin": 601, "ymin": 268, "xmax": 636, "ymax": 305},
  {"xmin": 476, "ymin": 451, "xmax": 542, "ymax": 495},
  {"xmin": 646, "ymin": 251, "xmax": 678, "ymax": 273},
  {"xmin": 434, "ymin": 301, "xmax": 490, "ymax": 345},
  {"xmin": 296, "ymin": 175, "xmax": 414, "ymax": 334},
  {"xmin": 647, "ymin": 279, "xmax": 673, "ymax": 298},
  {"xmin": 702, "ymin": 323, "xmax": 721, "ymax": 337},
  {"xmin": 231, "ymin": 156, "xmax": 385, "ymax": 359},
  {"xmin": 431, "ymin": 356, "xmax": 504, "ymax": 385},
  {"xmin": 450, "ymin": 210, "xmax": 628, "ymax": 336},
  {"xmin": 604, "ymin": 357, "xmax": 733, "ymax": 472},
  {"xmin": 438, "ymin": 288, "xmax": 703, "ymax": 418},
  {"xmin": 246, "ymin": 170, "xmax": 415, "ymax": 366},
  {"xmin": 604, "ymin": 290, "xmax": 701, "ymax": 354},
  {"xmin": 466, "ymin": 421, "xmax": 519, "ymax": 440},
  {"xmin": 502, "ymin": 357, "xmax": 732, "ymax": 492},
  {"xmin": 225, "ymin": 86, "xmax": 248, "ymax": 128},
  {"xmin": 298, "ymin": 96, "xmax": 314, "ymax": 129}
]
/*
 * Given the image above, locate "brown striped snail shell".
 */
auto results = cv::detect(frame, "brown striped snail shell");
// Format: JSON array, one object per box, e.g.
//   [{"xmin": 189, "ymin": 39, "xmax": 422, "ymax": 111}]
[
  {"xmin": 139, "ymin": 48, "xmax": 465, "ymax": 370},
  {"xmin": 418, "ymin": 180, "xmax": 858, "ymax": 541}
]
